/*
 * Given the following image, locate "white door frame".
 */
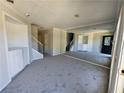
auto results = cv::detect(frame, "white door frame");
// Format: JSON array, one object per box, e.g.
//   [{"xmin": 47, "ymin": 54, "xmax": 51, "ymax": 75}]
[{"xmin": 108, "ymin": 3, "xmax": 124, "ymax": 93}]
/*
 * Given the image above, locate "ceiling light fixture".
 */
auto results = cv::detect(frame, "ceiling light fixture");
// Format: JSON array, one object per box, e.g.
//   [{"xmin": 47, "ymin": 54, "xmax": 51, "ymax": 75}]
[
  {"xmin": 25, "ymin": 13, "xmax": 30, "ymax": 17},
  {"xmin": 74, "ymin": 14, "xmax": 80, "ymax": 18},
  {"xmin": 6, "ymin": 0, "xmax": 14, "ymax": 4}
]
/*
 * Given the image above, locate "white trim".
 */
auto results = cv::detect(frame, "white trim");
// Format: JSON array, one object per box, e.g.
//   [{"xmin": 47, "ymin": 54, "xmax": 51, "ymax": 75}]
[
  {"xmin": 2, "ymin": 10, "xmax": 12, "ymax": 80},
  {"xmin": 108, "ymin": 5, "xmax": 123, "ymax": 93},
  {"xmin": 2, "ymin": 11, "xmax": 26, "ymax": 25},
  {"xmin": 1, "ymin": 11, "xmax": 31, "ymax": 91},
  {"xmin": 0, "ymin": 79, "xmax": 11, "ymax": 92},
  {"xmin": 0, "ymin": 1, "xmax": 27, "ymax": 23},
  {"xmin": 64, "ymin": 20, "xmax": 114, "ymax": 30},
  {"xmin": 0, "ymin": 64, "xmax": 29, "ymax": 92},
  {"xmin": 63, "ymin": 54, "xmax": 110, "ymax": 69}
]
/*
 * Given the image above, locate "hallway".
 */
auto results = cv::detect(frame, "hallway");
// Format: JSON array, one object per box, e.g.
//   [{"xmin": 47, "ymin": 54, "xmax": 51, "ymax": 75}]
[{"xmin": 1, "ymin": 55, "xmax": 109, "ymax": 93}]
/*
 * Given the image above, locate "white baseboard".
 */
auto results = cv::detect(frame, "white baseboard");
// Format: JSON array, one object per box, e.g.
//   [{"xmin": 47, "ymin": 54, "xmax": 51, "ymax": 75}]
[
  {"xmin": 0, "ymin": 63, "xmax": 29, "ymax": 92},
  {"xmin": 0, "ymin": 79, "xmax": 11, "ymax": 92}
]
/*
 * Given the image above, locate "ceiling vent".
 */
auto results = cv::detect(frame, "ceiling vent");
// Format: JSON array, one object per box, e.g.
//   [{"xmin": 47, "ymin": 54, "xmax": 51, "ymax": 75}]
[{"xmin": 6, "ymin": 0, "xmax": 14, "ymax": 4}]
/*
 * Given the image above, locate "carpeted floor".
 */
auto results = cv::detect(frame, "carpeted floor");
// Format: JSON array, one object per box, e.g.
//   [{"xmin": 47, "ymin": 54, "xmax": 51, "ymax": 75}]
[
  {"xmin": 1, "ymin": 55, "xmax": 109, "ymax": 93},
  {"xmin": 65, "ymin": 51, "xmax": 111, "ymax": 67}
]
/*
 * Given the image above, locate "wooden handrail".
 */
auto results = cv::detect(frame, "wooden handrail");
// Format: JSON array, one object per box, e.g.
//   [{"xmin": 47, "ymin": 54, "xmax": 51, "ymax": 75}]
[{"xmin": 32, "ymin": 36, "xmax": 43, "ymax": 47}]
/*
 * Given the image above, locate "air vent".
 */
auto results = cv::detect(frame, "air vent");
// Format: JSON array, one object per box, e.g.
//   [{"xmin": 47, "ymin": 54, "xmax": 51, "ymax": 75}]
[{"xmin": 6, "ymin": 0, "xmax": 14, "ymax": 4}]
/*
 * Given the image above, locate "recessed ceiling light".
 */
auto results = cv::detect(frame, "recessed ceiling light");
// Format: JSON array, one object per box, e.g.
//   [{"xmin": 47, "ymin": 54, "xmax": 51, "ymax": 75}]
[
  {"xmin": 25, "ymin": 13, "xmax": 30, "ymax": 17},
  {"xmin": 74, "ymin": 14, "xmax": 80, "ymax": 18}
]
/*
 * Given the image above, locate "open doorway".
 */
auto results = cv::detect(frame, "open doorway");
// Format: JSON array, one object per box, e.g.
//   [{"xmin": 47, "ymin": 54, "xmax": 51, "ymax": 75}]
[{"xmin": 66, "ymin": 33, "xmax": 74, "ymax": 51}]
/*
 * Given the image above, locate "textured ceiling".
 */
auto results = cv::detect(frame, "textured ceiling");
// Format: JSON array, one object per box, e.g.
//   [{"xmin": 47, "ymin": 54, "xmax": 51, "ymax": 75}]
[{"xmin": 2, "ymin": 0, "xmax": 117, "ymax": 29}]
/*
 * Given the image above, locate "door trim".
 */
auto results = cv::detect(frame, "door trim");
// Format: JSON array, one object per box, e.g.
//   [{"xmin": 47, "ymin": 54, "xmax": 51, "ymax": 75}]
[{"xmin": 108, "ymin": 4, "xmax": 124, "ymax": 93}]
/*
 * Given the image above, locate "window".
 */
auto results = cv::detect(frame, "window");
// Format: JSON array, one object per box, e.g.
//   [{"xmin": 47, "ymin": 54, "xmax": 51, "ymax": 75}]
[
  {"xmin": 104, "ymin": 37, "xmax": 111, "ymax": 46},
  {"xmin": 83, "ymin": 36, "xmax": 88, "ymax": 44}
]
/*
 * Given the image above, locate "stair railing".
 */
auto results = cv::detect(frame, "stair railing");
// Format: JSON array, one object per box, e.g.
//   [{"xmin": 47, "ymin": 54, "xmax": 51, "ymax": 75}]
[
  {"xmin": 66, "ymin": 39, "xmax": 74, "ymax": 51},
  {"xmin": 32, "ymin": 35, "xmax": 44, "ymax": 53}
]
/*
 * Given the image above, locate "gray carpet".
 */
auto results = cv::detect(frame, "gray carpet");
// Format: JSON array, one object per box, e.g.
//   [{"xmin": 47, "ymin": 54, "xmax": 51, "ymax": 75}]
[
  {"xmin": 1, "ymin": 55, "xmax": 109, "ymax": 93},
  {"xmin": 65, "ymin": 51, "xmax": 111, "ymax": 67}
]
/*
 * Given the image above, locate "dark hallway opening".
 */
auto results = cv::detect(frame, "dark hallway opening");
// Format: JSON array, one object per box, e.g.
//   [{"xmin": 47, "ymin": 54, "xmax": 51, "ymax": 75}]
[{"xmin": 66, "ymin": 33, "xmax": 74, "ymax": 51}]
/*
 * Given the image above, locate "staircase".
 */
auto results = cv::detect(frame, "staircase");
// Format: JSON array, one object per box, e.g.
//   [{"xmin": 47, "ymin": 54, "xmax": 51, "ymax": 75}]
[
  {"xmin": 66, "ymin": 40, "xmax": 74, "ymax": 51},
  {"xmin": 32, "ymin": 36, "xmax": 44, "ymax": 61}
]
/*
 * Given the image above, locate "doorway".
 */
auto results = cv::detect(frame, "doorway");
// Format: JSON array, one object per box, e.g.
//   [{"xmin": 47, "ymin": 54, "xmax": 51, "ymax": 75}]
[
  {"xmin": 66, "ymin": 33, "xmax": 74, "ymax": 51},
  {"xmin": 101, "ymin": 35, "xmax": 113, "ymax": 55}
]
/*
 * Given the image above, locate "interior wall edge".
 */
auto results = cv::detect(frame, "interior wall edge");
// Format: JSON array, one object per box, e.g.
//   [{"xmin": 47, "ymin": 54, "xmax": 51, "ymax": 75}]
[{"xmin": 0, "ymin": 79, "xmax": 11, "ymax": 92}]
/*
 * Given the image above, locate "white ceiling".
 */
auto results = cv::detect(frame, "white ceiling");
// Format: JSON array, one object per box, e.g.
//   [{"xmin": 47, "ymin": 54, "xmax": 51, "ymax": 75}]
[{"xmin": 2, "ymin": 0, "xmax": 117, "ymax": 29}]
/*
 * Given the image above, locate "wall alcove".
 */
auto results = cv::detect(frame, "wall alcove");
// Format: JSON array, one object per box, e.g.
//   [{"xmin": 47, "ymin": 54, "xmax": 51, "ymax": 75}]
[{"xmin": 4, "ymin": 13, "xmax": 30, "ymax": 78}]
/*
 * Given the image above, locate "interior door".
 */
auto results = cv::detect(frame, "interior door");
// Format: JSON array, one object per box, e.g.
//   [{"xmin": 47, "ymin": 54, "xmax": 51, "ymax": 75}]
[
  {"xmin": 101, "ymin": 35, "xmax": 113, "ymax": 54},
  {"xmin": 108, "ymin": 4, "xmax": 124, "ymax": 93}
]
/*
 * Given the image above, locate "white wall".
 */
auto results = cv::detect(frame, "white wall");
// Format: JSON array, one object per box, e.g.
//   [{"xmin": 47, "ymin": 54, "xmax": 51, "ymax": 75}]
[
  {"xmin": 53, "ymin": 28, "xmax": 61, "ymax": 55},
  {"xmin": 60, "ymin": 30, "xmax": 67, "ymax": 53},
  {"xmin": 5, "ymin": 16, "xmax": 30, "ymax": 72},
  {"xmin": 92, "ymin": 32, "xmax": 113, "ymax": 53},
  {"xmin": 0, "ymin": 2, "xmax": 31, "ymax": 91},
  {"xmin": 8, "ymin": 49, "xmax": 24, "ymax": 78},
  {"xmin": 73, "ymin": 32, "xmax": 93, "ymax": 52},
  {"xmin": 92, "ymin": 33, "xmax": 102, "ymax": 53},
  {"xmin": 6, "ymin": 20, "xmax": 28, "ymax": 48},
  {"xmin": 31, "ymin": 25, "xmax": 38, "ymax": 51},
  {"xmin": 45, "ymin": 28, "xmax": 53, "ymax": 55},
  {"xmin": 72, "ymin": 31, "xmax": 113, "ymax": 53},
  {"xmin": 0, "ymin": 3, "xmax": 10, "ymax": 90},
  {"xmin": 45, "ymin": 28, "xmax": 67, "ymax": 56}
]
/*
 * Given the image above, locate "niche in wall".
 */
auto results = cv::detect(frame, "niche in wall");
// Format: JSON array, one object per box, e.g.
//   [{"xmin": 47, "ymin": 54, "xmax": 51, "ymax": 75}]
[
  {"xmin": 5, "ymin": 16, "xmax": 28, "ymax": 48},
  {"xmin": 4, "ymin": 14, "xmax": 30, "ymax": 78}
]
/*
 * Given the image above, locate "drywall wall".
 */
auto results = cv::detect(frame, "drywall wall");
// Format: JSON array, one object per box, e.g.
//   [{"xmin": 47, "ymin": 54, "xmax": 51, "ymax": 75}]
[
  {"xmin": 45, "ymin": 28, "xmax": 66, "ymax": 55},
  {"xmin": 8, "ymin": 49, "xmax": 24, "ymax": 78},
  {"xmin": 6, "ymin": 15, "xmax": 30, "ymax": 77},
  {"xmin": 73, "ymin": 31, "xmax": 113, "ymax": 53},
  {"xmin": 45, "ymin": 28, "xmax": 53, "ymax": 55},
  {"xmin": 74, "ymin": 32, "xmax": 93, "ymax": 52},
  {"xmin": 92, "ymin": 33, "xmax": 102, "ymax": 53},
  {"xmin": 92, "ymin": 32, "xmax": 113, "ymax": 53},
  {"xmin": 53, "ymin": 28, "xmax": 61, "ymax": 55},
  {"xmin": 0, "ymin": 2, "xmax": 31, "ymax": 91},
  {"xmin": 31, "ymin": 25, "xmax": 38, "ymax": 51},
  {"xmin": 6, "ymin": 20, "xmax": 28, "ymax": 48},
  {"xmin": 60, "ymin": 30, "xmax": 67, "ymax": 53},
  {"xmin": 69, "ymin": 22, "xmax": 115, "ymax": 52},
  {"xmin": 0, "ymin": 3, "xmax": 10, "ymax": 91}
]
